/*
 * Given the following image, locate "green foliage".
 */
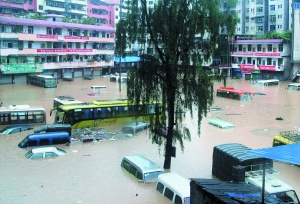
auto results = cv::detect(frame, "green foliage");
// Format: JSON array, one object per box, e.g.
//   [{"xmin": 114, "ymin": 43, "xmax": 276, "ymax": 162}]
[
  {"xmin": 227, "ymin": 0, "xmax": 237, "ymax": 8},
  {"xmin": 81, "ymin": 18, "xmax": 96, "ymax": 25},
  {"xmin": 219, "ymin": 11, "xmax": 240, "ymax": 37},
  {"xmin": 30, "ymin": 13, "xmax": 44, "ymax": 20},
  {"xmin": 116, "ymin": 0, "xmax": 234, "ymax": 169},
  {"xmin": 254, "ymin": 30, "xmax": 292, "ymax": 42},
  {"xmin": 62, "ymin": 18, "xmax": 71, "ymax": 23}
]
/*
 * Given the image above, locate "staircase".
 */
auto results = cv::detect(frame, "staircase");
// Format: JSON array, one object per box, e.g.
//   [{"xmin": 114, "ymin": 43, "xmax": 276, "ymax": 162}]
[{"xmin": 287, "ymin": 68, "xmax": 300, "ymax": 82}]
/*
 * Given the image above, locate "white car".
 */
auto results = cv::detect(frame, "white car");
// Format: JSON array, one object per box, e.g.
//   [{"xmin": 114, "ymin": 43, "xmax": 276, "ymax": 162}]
[{"xmin": 25, "ymin": 147, "xmax": 66, "ymax": 160}]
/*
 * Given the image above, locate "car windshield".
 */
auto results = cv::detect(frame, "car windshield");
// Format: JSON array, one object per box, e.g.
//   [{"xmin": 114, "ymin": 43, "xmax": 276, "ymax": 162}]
[
  {"xmin": 25, "ymin": 151, "xmax": 34, "ymax": 159},
  {"xmin": 0, "ymin": 127, "xmax": 10, "ymax": 134}
]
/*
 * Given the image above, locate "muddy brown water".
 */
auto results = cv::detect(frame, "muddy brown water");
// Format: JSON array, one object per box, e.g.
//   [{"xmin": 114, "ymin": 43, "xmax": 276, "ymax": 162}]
[{"xmin": 0, "ymin": 77, "xmax": 300, "ymax": 204}]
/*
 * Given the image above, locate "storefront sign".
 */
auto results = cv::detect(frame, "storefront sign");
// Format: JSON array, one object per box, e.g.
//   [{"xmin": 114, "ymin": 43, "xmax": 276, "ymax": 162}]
[
  {"xmin": 37, "ymin": 49, "xmax": 93, "ymax": 53},
  {"xmin": 239, "ymin": 64, "xmax": 255, "ymax": 69},
  {"xmin": 64, "ymin": 36, "xmax": 89, "ymax": 40},
  {"xmin": 0, "ymin": 63, "xmax": 43, "ymax": 74},
  {"xmin": 36, "ymin": 34, "xmax": 58, "ymax": 39},
  {"xmin": 258, "ymin": 65, "xmax": 276, "ymax": 71},
  {"xmin": 231, "ymin": 52, "xmax": 281, "ymax": 57}
]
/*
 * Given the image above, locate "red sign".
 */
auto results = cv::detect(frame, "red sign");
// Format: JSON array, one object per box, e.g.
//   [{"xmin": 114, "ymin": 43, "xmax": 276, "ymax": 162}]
[
  {"xmin": 64, "ymin": 36, "xmax": 90, "ymax": 40},
  {"xmin": 37, "ymin": 49, "xmax": 93, "ymax": 53},
  {"xmin": 231, "ymin": 52, "xmax": 281, "ymax": 57},
  {"xmin": 36, "ymin": 34, "xmax": 58, "ymax": 39},
  {"xmin": 239, "ymin": 64, "xmax": 255, "ymax": 69},
  {"xmin": 258, "ymin": 65, "xmax": 276, "ymax": 71},
  {"xmin": 255, "ymin": 52, "xmax": 280, "ymax": 57}
]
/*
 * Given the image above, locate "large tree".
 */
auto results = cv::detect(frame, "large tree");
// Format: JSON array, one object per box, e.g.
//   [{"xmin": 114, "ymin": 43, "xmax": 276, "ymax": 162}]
[{"xmin": 115, "ymin": 0, "xmax": 238, "ymax": 169}]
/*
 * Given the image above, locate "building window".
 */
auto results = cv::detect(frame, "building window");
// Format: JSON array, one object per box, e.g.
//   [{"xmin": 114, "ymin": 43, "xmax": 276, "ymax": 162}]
[
  {"xmin": 115, "ymin": 7, "xmax": 119, "ymax": 11},
  {"xmin": 257, "ymin": 44, "xmax": 261, "ymax": 51},
  {"xmin": 257, "ymin": 58, "xmax": 261, "ymax": 65},
  {"xmin": 247, "ymin": 57, "xmax": 251, "ymax": 64},
  {"xmin": 238, "ymin": 45, "xmax": 242, "ymax": 51},
  {"xmin": 39, "ymin": 5, "xmax": 43, "ymax": 10},
  {"xmin": 267, "ymin": 58, "xmax": 272, "ymax": 65},
  {"xmin": 29, "ymin": 0, "xmax": 32, "ymax": 5},
  {"xmin": 256, "ymin": 26, "xmax": 263, "ymax": 32},
  {"xmin": 278, "ymin": 5, "xmax": 282, "ymax": 9},
  {"xmin": 270, "ymin": 25, "xmax": 275, "ymax": 31},
  {"xmin": 270, "ymin": 5, "xmax": 275, "ymax": 11},
  {"xmin": 247, "ymin": 45, "xmax": 252, "ymax": 51},
  {"xmin": 270, "ymin": 15, "xmax": 276, "ymax": 22},
  {"xmin": 28, "ymin": 41, "xmax": 33, "ymax": 48},
  {"xmin": 279, "ymin": 44, "xmax": 283, "ymax": 52},
  {"xmin": 267, "ymin": 44, "xmax": 272, "ymax": 52},
  {"xmin": 116, "ymin": 15, "xmax": 118, "ymax": 19},
  {"xmin": 277, "ymin": 25, "xmax": 282, "ymax": 29},
  {"xmin": 257, "ymin": 7, "xmax": 263, "ymax": 12},
  {"xmin": 28, "ymin": 26, "xmax": 33, "ymax": 34}
]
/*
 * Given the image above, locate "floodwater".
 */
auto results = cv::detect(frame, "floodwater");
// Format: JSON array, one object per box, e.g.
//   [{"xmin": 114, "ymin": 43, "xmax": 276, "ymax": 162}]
[{"xmin": 0, "ymin": 77, "xmax": 300, "ymax": 204}]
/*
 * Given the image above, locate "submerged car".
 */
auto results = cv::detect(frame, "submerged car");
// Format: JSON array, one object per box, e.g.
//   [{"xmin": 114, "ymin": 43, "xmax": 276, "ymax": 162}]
[
  {"xmin": 0, "ymin": 125, "xmax": 33, "ymax": 135},
  {"xmin": 25, "ymin": 147, "xmax": 66, "ymax": 160}
]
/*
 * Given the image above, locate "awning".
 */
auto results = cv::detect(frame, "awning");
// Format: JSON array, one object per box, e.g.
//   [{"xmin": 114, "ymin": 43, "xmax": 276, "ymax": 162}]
[{"xmin": 245, "ymin": 143, "xmax": 300, "ymax": 166}]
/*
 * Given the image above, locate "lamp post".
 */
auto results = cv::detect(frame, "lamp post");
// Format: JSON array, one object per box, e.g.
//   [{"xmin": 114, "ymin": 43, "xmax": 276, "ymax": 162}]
[{"xmin": 119, "ymin": 54, "xmax": 121, "ymax": 92}]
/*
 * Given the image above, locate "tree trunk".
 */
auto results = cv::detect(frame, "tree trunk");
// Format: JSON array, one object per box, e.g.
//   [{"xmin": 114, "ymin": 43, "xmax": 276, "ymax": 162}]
[{"xmin": 163, "ymin": 68, "xmax": 176, "ymax": 169}]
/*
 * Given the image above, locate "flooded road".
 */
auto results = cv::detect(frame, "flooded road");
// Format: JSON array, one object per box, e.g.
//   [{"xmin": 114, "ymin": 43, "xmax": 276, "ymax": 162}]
[{"xmin": 0, "ymin": 77, "xmax": 300, "ymax": 204}]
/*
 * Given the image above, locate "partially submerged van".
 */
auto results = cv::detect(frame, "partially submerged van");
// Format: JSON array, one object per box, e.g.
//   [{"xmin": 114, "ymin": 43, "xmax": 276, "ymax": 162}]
[
  {"xmin": 156, "ymin": 173, "xmax": 190, "ymax": 204},
  {"xmin": 121, "ymin": 122, "xmax": 150, "ymax": 135},
  {"xmin": 245, "ymin": 172, "xmax": 299, "ymax": 203},
  {"xmin": 18, "ymin": 131, "xmax": 70, "ymax": 148},
  {"xmin": 121, "ymin": 154, "xmax": 164, "ymax": 183},
  {"xmin": 208, "ymin": 117, "xmax": 234, "ymax": 129}
]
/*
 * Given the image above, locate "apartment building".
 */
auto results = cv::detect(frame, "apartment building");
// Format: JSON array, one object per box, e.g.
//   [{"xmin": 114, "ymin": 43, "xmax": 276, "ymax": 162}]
[
  {"xmin": 231, "ymin": 39, "xmax": 290, "ymax": 80},
  {"xmin": 0, "ymin": 15, "xmax": 115, "ymax": 80}
]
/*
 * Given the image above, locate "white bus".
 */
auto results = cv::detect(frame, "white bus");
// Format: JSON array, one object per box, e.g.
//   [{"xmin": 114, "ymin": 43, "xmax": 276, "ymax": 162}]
[
  {"xmin": 255, "ymin": 79, "xmax": 279, "ymax": 86},
  {"xmin": 0, "ymin": 105, "xmax": 46, "ymax": 129},
  {"xmin": 53, "ymin": 96, "xmax": 83, "ymax": 109}
]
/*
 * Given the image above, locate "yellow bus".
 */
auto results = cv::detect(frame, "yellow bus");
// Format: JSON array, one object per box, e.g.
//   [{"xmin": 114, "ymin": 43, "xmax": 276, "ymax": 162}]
[
  {"xmin": 272, "ymin": 131, "xmax": 300, "ymax": 147},
  {"xmin": 50, "ymin": 99, "xmax": 161, "ymax": 130},
  {"xmin": 287, "ymin": 83, "xmax": 300, "ymax": 91},
  {"xmin": 0, "ymin": 105, "xmax": 46, "ymax": 129}
]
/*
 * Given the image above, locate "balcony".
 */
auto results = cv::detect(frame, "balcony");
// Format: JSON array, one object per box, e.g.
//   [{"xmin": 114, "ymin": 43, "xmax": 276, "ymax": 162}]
[
  {"xmin": 17, "ymin": 33, "xmax": 114, "ymax": 43},
  {"xmin": 43, "ymin": 60, "xmax": 114, "ymax": 70},
  {"xmin": 71, "ymin": 0, "xmax": 87, "ymax": 5},
  {"xmin": 70, "ymin": 8, "xmax": 87, "ymax": 15}
]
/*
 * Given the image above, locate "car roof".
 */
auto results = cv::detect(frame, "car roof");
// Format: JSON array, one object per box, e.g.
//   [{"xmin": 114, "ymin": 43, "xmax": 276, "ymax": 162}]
[
  {"xmin": 157, "ymin": 173, "xmax": 190, "ymax": 198},
  {"xmin": 31, "ymin": 147, "xmax": 58, "ymax": 153}
]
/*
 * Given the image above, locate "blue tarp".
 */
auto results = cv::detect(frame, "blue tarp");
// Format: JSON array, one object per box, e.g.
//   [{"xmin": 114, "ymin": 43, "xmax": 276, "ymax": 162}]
[
  {"xmin": 114, "ymin": 56, "xmax": 141, "ymax": 63},
  {"xmin": 245, "ymin": 143, "xmax": 300, "ymax": 166}
]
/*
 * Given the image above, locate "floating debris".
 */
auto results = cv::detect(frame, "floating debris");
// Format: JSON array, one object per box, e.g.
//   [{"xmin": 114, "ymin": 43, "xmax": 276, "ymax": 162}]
[{"xmin": 276, "ymin": 117, "xmax": 283, "ymax": 120}]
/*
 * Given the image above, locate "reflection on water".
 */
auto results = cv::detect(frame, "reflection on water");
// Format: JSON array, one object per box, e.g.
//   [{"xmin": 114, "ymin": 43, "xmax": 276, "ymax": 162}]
[{"xmin": 0, "ymin": 77, "xmax": 300, "ymax": 204}]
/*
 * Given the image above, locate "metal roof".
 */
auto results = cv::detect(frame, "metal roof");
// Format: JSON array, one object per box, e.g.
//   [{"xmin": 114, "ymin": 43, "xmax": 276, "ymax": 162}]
[{"xmin": 245, "ymin": 143, "xmax": 300, "ymax": 166}]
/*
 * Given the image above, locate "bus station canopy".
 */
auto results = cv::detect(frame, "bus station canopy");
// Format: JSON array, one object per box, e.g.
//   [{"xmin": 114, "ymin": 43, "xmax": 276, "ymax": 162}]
[{"xmin": 245, "ymin": 143, "xmax": 300, "ymax": 166}]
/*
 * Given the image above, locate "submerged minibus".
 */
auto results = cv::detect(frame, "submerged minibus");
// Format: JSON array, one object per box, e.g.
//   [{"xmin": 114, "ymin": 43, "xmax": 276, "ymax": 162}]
[
  {"xmin": 255, "ymin": 79, "xmax": 279, "ymax": 86},
  {"xmin": 208, "ymin": 118, "xmax": 234, "ymax": 129},
  {"xmin": 156, "ymin": 173, "xmax": 190, "ymax": 204},
  {"xmin": 287, "ymin": 83, "xmax": 300, "ymax": 91},
  {"xmin": 121, "ymin": 154, "xmax": 164, "ymax": 183},
  {"xmin": 18, "ymin": 131, "xmax": 70, "ymax": 148}
]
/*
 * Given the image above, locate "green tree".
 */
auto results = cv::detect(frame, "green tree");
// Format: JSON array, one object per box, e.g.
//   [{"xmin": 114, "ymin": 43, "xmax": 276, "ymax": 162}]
[{"xmin": 115, "ymin": 0, "xmax": 236, "ymax": 169}]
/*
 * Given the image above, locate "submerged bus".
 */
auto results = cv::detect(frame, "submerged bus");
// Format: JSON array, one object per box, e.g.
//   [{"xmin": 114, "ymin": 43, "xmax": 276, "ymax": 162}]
[
  {"xmin": 287, "ymin": 83, "xmax": 300, "ymax": 91},
  {"xmin": 216, "ymin": 87, "xmax": 253, "ymax": 101},
  {"xmin": 255, "ymin": 79, "xmax": 279, "ymax": 86},
  {"xmin": 27, "ymin": 74, "xmax": 57, "ymax": 88},
  {"xmin": 0, "ymin": 105, "xmax": 46, "ymax": 129},
  {"xmin": 50, "ymin": 99, "xmax": 161, "ymax": 130},
  {"xmin": 53, "ymin": 96, "xmax": 84, "ymax": 109},
  {"xmin": 272, "ymin": 131, "xmax": 300, "ymax": 147}
]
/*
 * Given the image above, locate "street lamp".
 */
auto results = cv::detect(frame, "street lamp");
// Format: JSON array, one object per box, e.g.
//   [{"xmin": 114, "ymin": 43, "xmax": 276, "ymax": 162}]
[{"xmin": 119, "ymin": 54, "xmax": 121, "ymax": 92}]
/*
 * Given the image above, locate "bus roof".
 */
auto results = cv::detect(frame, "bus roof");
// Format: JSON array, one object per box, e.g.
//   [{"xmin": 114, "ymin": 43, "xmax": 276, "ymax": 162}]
[
  {"xmin": 157, "ymin": 173, "xmax": 190, "ymax": 198},
  {"xmin": 0, "ymin": 105, "xmax": 45, "ymax": 111},
  {"xmin": 123, "ymin": 154, "xmax": 164, "ymax": 174},
  {"xmin": 209, "ymin": 117, "xmax": 235, "ymax": 129},
  {"xmin": 217, "ymin": 87, "xmax": 252, "ymax": 94},
  {"xmin": 288, "ymin": 83, "xmax": 300, "ymax": 86},
  {"xmin": 54, "ymin": 96, "xmax": 83, "ymax": 105}
]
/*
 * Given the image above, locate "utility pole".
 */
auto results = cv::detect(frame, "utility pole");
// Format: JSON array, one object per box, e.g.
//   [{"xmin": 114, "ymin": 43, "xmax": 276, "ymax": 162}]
[{"xmin": 119, "ymin": 0, "xmax": 122, "ymax": 92}]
